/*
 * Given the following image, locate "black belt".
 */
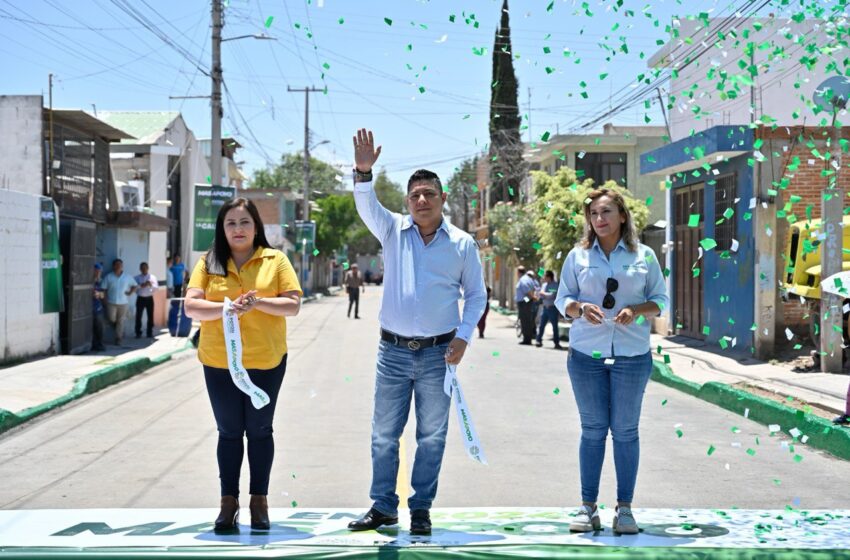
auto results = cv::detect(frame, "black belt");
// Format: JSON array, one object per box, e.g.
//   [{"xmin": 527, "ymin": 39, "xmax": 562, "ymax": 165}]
[{"xmin": 380, "ymin": 329, "xmax": 455, "ymax": 350}]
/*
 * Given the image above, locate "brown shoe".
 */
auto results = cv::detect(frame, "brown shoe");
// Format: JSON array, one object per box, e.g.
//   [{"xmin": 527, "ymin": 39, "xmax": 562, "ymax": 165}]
[
  {"xmin": 250, "ymin": 494, "xmax": 270, "ymax": 530},
  {"xmin": 214, "ymin": 495, "xmax": 239, "ymax": 531}
]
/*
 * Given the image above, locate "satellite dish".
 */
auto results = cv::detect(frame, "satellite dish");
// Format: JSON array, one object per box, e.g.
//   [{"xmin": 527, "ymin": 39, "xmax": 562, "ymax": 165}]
[{"xmin": 813, "ymin": 76, "xmax": 850, "ymax": 112}]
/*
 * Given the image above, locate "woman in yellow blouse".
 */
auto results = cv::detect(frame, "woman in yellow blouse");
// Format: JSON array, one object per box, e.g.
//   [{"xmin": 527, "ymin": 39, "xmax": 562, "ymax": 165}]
[{"xmin": 185, "ymin": 198, "xmax": 302, "ymax": 532}]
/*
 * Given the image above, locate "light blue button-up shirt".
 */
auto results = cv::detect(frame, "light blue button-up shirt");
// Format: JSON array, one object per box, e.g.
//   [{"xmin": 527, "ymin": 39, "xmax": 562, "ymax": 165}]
[
  {"xmin": 515, "ymin": 274, "xmax": 537, "ymax": 303},
  {"xmin": 102, "ymin": 272, "xmax": 138, "ymax": 305},
  {"xmin": 555, "ymin": 239, "xmax": 668, "ymax": 358},
  {"xmin": 354, "ymin": 180, "xmax": 487, "ymax": 343}
]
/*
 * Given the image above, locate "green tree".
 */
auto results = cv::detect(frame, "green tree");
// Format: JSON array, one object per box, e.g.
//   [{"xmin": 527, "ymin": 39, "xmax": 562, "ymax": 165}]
[
  {"xmin": 250, "ymin": 153, "xmax": 342, "ymax": 193},
  {"xmin": 488, "ymin": 0, "xmax": 525, "ymax": 205},
  {"xmin": 347, "ymin": 169, "xmax": 405, "ymax": 257},
  {"xmin": 313, "ymin": 194, "xmax": 359, "ymax": 255},
  {"xmin": 488, "ymin": 202, "xmax": 539, "ymax": 269},
  {"xmin": 446, "ymin": 157, "xmax": 479, "ymax": 231},
  {"xmin": 531, "ymin": 167, "xmax": 649, "ymax": 272}
]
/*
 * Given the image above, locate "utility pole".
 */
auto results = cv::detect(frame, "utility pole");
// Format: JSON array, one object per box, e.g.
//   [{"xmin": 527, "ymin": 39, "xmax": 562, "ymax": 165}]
[
  {"xmin": 527, "ymin": 87, "xmax": 531, "ymax": 143},
  {"xmin": 820, "ymin": 108, "xmax": 844, "ymax": 372},
  {"xmin": 287, "ymin": 86, "xmax": 322, "ymax": 221},
  {"xmin": 210, "ymin": 0, "xmax": 223, "ymax": 186},
  {"xmin": 48, "ymin": 73, "xmax": 54, "ymax": 196}
]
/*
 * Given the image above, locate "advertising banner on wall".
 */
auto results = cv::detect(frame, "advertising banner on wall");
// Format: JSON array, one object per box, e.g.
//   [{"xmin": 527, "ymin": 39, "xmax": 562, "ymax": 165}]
[
  {"xmin": 193, "ymin": 184, "xmax": 235, "ymax": 252},
  {"xmin": 40, "ymin": 197, "xmax": 64, "ymax": 314}
]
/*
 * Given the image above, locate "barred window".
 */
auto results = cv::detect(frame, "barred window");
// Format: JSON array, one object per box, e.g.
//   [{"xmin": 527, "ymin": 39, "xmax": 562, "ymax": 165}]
[{"xmin": 714, "ymin": 174, "xmax": 737, "ymax": 251}]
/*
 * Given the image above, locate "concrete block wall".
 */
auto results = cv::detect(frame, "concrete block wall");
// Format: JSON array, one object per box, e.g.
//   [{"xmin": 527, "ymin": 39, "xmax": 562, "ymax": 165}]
[
  {"xmin": 0, "ymin": 190, "xmax": 59, "ymax": 363},
  {"xmin": 0, "ymin": 95, "xmax": 43, "ymax": 195}
]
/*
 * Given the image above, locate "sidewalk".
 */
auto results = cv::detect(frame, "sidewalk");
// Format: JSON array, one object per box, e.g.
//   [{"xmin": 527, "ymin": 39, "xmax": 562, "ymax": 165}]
[
  {"xmin": 0, "ymin": 291, "xmax": 337, "ymax": 435},
  {"xmin": 490, "ymin": 305, "xmax": 850, "ymax": 459}
]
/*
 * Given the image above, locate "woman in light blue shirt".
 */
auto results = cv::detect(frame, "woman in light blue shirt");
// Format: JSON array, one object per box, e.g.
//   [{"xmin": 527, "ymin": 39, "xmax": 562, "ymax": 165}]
[{"xmin": 555, "ymin": 187, "xmax": 668, "ymax": 535}]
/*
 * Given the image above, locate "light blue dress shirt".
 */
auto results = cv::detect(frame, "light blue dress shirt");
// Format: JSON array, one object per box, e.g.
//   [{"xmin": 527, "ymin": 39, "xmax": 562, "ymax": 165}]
[
  {"xmin": 354, "ymin": 180, "xmax": 487, "ymax": 343},
  {"xmin": 555, "ymin": 239, "xmax": 668, "ymax": 358},
  {"xmin": 102, "ymin": 272, "xmax": 138, "ymax": 305},
  {"xmin": 515, "ymin": 274, "xmax": 537, "ymax": 303}
]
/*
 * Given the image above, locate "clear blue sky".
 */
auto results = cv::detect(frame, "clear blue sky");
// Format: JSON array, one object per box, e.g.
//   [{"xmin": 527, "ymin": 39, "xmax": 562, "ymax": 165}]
[{"xmin": 2, "ymin": 0, "xmax": 728, "ymax": 187}]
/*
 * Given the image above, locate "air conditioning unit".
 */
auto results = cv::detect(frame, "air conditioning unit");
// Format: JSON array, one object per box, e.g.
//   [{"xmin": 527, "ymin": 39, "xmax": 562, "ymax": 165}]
[{"xmin": 119, "ymin": 180, "xmax": 144, "ymax": 211}]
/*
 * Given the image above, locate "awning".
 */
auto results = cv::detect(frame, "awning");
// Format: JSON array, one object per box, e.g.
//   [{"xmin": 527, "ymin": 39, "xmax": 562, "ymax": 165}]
[
  {"xmin": 106, "ymin": 211, "xmax": 174, "ymax": 232},
  {"xmin": 640, "ymin": 125, "xmax": 754, "ymax": 176}
]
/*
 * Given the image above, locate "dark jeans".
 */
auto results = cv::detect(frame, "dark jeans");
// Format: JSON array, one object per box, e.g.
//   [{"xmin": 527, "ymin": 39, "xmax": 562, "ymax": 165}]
[
  {"xmin": 477, "ymin": 303, "xmax": 490, "ymax": 337},
  {"xmin": 92, "ymin": 311, "xmax": 105, "ymax": 349},
  {"xmin": 203, "ymin": 355, "xmax": 287, "ymax": 498},
  {"xmin": 536, "ymin": 306, "xmax": 561, "ymax": 345},
  {"xmin": 347, "ymin": 287, "xmax": 360, "ymax": 317},
  {"xmin": 135, "ymin": 296, "xmax": 154, "ymax": 337},
  {"xmin": 517, "ymin": 301, "xmax": 535, "ymax": 343}
]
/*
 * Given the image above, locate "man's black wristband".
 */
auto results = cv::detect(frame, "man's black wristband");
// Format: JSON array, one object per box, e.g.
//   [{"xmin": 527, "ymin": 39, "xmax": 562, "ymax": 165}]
[{"xmin": 353, "ymin": 168, "xmax": 373, "ymax": 183}]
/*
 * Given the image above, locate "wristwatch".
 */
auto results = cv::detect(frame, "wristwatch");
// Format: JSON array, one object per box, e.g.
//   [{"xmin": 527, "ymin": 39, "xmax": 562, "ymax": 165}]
[{"xmin": 353, "ymin": 168, "xmax": 373, "ymax": 183}]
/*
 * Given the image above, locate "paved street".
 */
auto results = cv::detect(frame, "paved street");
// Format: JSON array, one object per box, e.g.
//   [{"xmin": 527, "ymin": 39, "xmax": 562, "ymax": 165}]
[{"xmin": 0, "ymin": 288, "xmax": 845, "ymax": 511}]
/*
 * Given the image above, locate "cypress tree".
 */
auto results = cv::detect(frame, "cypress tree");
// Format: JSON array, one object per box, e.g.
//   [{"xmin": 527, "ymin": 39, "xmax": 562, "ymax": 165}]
[{"xmin": 488, "ymin": 0, "xmax": 524, "ymax": 205}]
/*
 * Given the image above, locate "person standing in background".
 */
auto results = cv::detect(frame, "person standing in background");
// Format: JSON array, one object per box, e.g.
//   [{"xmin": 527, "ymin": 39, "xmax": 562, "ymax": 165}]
[
  {"xmin": 134, "ymin": 262, "xmax": 159, "ymax": 339},
  {"xmin": 536, "ymin": 270, "xmax": 562, "ymax": 349},
  {"xmin": 170, "ymin": 254, "xmax": 187, "ymax": 297},
  {"xmin": 102, "ymin": 259, "xmax": 138, "ymax": 346},
  {"xmin": 165, "ymin": 255, "xmax": 175, "ymax": 298},
  {"xmin": 91, "ymin": 263, "xmax": 106, "ymax": 351},
  {"xmin": 344, "ymin": 263, "xmax": 365, "ymax": 319},
  {"xmin": 515, "ymin": 266, "xmax": 537, "ymax": 345}
]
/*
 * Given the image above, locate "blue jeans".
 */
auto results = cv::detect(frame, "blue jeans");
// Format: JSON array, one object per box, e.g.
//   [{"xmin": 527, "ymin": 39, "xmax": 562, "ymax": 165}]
[
  {"xmin": 536, "ymin": 306, "xmax": 561, "ymax": 345},
  {"xmin": 370, "ymin": 340, "xmax": 451, "ymax": 516},
  {"xmin": 203, "ymin": 355, "xmax": 287, "ymax": 498},
  {"xmin": 566, "ymin": 349, "xmax": 652, "ymax": 503}
]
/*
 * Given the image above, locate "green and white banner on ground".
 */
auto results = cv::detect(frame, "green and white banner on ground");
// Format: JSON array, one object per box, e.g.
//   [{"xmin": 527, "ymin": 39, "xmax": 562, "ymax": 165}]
[
  {"xmin": 40, "ymin": 197, "xmax": 63, "ymax": 314},
  {"xmin": 0, "ymin": 507, "xmax": 847, "ymax": 558},
  {"xmin": 193, "ymin": 184, "xmax": 236, "ymax": 252}
]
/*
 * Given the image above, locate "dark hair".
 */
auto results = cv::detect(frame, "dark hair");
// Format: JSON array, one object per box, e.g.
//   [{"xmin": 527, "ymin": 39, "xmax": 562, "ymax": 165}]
[
  {"xmin": 517, "ymin": 265, "xmax": 526, "ymax": 274},
  {"xmin": 140, "ymin": 262, "xmax": 148, "ymax": 268},
  {"xmin": 544, "ymin": 270, "xmax": 555, "ymax": 279},
  {"xmin": 206, "ymin": 198, "xmax": 272, "ymax": 276},
  {"xmin": 112, "ymin": 259, "xmax": 123, "ymax": 265},
  {"xmin": 407, "ymin": 169, "xmax": 442, "ymax": 193}
]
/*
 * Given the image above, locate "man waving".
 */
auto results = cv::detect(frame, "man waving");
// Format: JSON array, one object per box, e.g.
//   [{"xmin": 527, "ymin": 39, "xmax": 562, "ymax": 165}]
[{"xmin": 347, "ymin": 129, "xmax": 487, "ymax": 536}]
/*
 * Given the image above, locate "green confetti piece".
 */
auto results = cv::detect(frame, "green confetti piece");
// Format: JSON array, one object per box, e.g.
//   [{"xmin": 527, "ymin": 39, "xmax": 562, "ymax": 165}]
[
  {"xmin": 688, "ymin": 214, "xmax": 700, "ymax": 227},
  {"xmin": 418, "ymin": 86, "xmax": 425, "ymax": 93},
  {"xmin": 532, "ymin": 242, "xmax": 542, "ymax": 250},
  {"xmin": 206, "ymin": 175, "xmax": 212, "ymax": 183},
  {"xmin": 707, "ymin": 445, "xmax": 716, "ymax": 456},
  {"xmin": 676, "ymin": 429, "xmax": 684, "ymax": 438},
  {"xmin": 264, "ymin": 15, "xmax": 274, "ymax": 28},
  {"xmin": 700, "ymin": 238, "xmax": 718, "ymax": 250},
  {"xmin": 312, "ymin": 249, "xmax": 320, "ymax": 256},
  {"xmin": 545, "ymin": 66, "xmax": 556, "ymax": 74},
  {"xmin": 591, "ymin": 351, "xmax": 602, "ymax": 359},
  {"xmin": 546, "ymin": 0, "xmax": 554, "ymax": 11},
  {"xmin": 746, "ymin": 448, "xmax": 756, "ymax": 456},
  {"xmin": 338, "ymin": 17, "xmax": 344, "ymax": 24},
  {"xmin": 793, "ymin": 454, "xmax": 803, "ymax": 463},
  {"xmin": 492, "ymin": 351, "xmax": 500, "ymax": 357},
  {"xmin": 661, "ymin": 399, "xmax": 668, "ymax": 406},
  {"xmin": 599, "ymin": 73, "xmax": 608, "ymax": 80},
  {"xmin": 553, "ymin": 387, "xmax": 561, "ymax": 395},
  {"xmin": 291, "ymin": 500, "xmax": 298, "ymax": 507},
  {"xmin": 384, "ymin": 17, "xmax": 393, "ymax": 26},
  {"xmin": 636, "ymin": 315, "xmax": 646, "ymax": 325},
  {"xmin": 322, "ymin": 62, "xmax": 330, "ymax": 70},
  {"xmin": 646, "ymin": 196, "xmax": 653, "ymax": 206},
  {"xmin": 541, "ymin": 131, "xmax": 551, "ymax": 142},
  {"xmin": 702, "ymin": 325, "xmax": 710, "ymax": 336},
  {"xmin": 663, "ymin": 354, "xmax": 671, "ymax": 364}
]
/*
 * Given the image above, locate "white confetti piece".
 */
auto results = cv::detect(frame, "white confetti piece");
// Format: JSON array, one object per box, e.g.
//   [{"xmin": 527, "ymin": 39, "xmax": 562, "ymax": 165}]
[
  {"xmin": 769, "ymin": 424, "xmax": 781, "ymax": 433},
  {"xmin": 749, "ymin": 197, "xmax": 757, "ymax": 209},
  {"xmin": 731, "ymin": 239, "xmax": 739, "ymax": 252},
  {"xmin": 785, "ymin": 328, "xmax": 794, "ymax": 340},
  {"xmin": 801, "ymin": 435, "xmax": 809, "ymax": 443},
  {"xmin": 604, "ymin": 358, "xmax": 616, "ymax": 365},
  {"xmin": 789, "ymin": 427, "xmax": 802, "ymax": 438},
  {"xmin": 435, "ymin": 34, "xmax": 448, "ymax": 43},
  {"xmin": 744, "ymin": 408, "xmax": 750, "ymax": 419},
  {"xmin": 724, "ymin": 463, "xmax": 730, "ymax": 470}
]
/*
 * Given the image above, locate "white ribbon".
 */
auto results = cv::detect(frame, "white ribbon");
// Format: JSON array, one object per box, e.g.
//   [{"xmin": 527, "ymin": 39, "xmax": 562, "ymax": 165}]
[
  {"xmin": 222, "ymin": 297, "xmax": 270, "ymax": 409},
  {"xmin": 443, "ymin": 364, "xmax": 487, "ymax": 465}
]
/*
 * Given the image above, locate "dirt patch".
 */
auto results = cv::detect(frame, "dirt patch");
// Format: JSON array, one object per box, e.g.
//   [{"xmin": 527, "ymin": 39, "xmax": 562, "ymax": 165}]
[{"xmin": 729, "ymin": 381, "xmax": 841, "ymax": 420}]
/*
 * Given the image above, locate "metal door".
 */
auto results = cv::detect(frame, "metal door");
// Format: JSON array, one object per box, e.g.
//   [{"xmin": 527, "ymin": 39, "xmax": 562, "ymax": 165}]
[{"xmin": 674, "ymin": 184, "xmax": 705, "ymax": 339}]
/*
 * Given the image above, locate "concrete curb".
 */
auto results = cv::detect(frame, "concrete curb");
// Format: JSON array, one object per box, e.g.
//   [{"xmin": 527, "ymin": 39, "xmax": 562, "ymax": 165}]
[
  {"xmin": 0, "ymin": 343, "xmax": 192, "ymax": 437},
  {"xmin": 652, "ymin": 360, "xmax": 850, "ymax": 461}
]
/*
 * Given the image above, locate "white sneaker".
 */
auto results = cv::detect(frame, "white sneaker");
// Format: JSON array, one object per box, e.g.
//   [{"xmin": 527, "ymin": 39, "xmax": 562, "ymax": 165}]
[
  {"xmin": 612, "ymin": 506, "xmax": 639, "ymax": 534},
  {"xmin": 569, "ymin": 504, "xmax": 601, "ymax": 532}
]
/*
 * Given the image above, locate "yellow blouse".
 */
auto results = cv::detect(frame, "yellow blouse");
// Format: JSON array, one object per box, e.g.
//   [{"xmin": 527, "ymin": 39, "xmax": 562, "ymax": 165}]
[{"xmin": 188, "ymin": 247, "xmax": 302, "ymax": 370}]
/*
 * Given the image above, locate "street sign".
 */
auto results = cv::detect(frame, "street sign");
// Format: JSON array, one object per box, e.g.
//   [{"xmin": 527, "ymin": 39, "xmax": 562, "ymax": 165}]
[{"xmin": 192, "ymin": 184, "xmax": 235, "ymax": 252}]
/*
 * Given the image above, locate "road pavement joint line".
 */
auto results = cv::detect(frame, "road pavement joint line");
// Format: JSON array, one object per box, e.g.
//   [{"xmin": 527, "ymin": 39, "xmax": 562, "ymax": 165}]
[{"xmin": 651, "ymin": 360, "xmax": 850, "ymax": 461}]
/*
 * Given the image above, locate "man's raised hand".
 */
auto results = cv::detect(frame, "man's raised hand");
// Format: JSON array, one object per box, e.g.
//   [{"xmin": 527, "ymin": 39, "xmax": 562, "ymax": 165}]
[{"xmin": 353, "ymin": 128, "xmax": 382, "ymax": 173}]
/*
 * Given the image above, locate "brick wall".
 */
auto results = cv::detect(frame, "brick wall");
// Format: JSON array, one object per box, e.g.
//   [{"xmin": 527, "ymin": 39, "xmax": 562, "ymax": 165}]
[
  {"xmin": 0, "ymin": 189, "xmax": 59, "ymax": 363},
  {"xmin": 761, "ymin": 127, "xmax": 850, "ymax": 330}
]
